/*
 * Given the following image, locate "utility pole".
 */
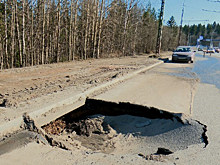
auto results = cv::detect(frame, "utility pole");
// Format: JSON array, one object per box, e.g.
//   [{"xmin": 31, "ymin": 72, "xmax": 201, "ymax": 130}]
[
  {"xmin": 210, "ymin": 26, "xmax": 216, "ymax": 48},
  {"xmin": 156, "ymin": 0, "xmax": 165, "ymax": 56},
  {"xmin": 178, "ymin": 3, "xmax": 185, "ymax": 46}
]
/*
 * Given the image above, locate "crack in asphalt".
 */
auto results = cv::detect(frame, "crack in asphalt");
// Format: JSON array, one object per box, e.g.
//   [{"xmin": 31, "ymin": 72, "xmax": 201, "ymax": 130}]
[{"xmin": 195, "ymin": 120, "xmax": 208, "ymax": 148}]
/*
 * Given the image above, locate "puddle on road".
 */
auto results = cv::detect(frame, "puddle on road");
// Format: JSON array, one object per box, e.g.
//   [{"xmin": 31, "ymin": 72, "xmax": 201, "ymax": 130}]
[
  {"xmin": 151, "ymin": 60, "xmax": 198, "ymax": 80},
  {"xmin": 166, "ymin": 67, "xmax": 198, "ymax": 79},
  {"xmin": 192, "ymin": 54, "xmax": 220, "ymax": 89},
  {"xmin": 0, "ymin": 131, "xmax": 45, "ymax": 155},
  {"xmin": 0, "ymin": 98, "xmax": 208, "ymax": 156},
  {"xmin": 159, "ymin": 54, "xmax": 220, "ymax": 89}
]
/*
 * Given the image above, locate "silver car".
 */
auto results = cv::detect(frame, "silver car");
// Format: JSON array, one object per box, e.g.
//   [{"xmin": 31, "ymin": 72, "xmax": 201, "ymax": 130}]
[{"xmin": 172, "ymin": 46, "xmax": 196, "ymax": 63}]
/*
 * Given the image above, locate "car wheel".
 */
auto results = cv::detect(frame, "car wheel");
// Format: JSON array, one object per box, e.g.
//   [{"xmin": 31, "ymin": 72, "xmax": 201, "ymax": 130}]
[{"xmin": 191, "ymin": 60, "xmax": 193, "ymax": 63}]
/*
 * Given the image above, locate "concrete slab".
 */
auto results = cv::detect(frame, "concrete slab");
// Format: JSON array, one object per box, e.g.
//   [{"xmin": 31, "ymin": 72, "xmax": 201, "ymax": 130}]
[{"xmin": 94, "ymin": 63, "xmax": 198, "ymax": 115}]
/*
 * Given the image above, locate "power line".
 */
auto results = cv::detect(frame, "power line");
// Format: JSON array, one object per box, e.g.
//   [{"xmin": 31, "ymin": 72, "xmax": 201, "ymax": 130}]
[
  {"xmin": 212, "ymin": 0, "xmax": 220, "ymax": 20},
  {"xmin": 202, "ymin": 9, "xmax": 220, "ymax": 13},
  {"xmin": 207, "ymin": 1, "xmax": 217, "ymax": 21},
  {"xmin": 178, "ymin": 2, "xmax": 185, "ymax": 46},
  {"xmin": 184, "ymin": 20, "xmax": 209, "ymax": 22},
  {"xmin": 207, "ymin": 0, "xmax": 220, "ymax": 2},
  {"xmin": 164, "ymin": 4, "xmax": 174, "ymax": 20}
]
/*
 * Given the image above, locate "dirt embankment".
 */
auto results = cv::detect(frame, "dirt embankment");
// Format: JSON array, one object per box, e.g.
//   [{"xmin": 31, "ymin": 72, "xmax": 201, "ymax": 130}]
[{"xmin": 0, "ymin": 54, "xmax": 170, "ymax": 124}]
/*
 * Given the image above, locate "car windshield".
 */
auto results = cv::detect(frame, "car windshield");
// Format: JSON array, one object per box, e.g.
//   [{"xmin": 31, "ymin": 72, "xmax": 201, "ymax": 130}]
[{"xmin": 175, "ymin": 47, "xmax": 191, "ymax": 52}]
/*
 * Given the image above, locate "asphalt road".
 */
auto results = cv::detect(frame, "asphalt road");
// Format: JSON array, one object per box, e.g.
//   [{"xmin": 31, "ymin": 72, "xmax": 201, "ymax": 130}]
[
  {"xmin": 173, "ymin": 51, "xmax": 220, "ymax": 164},
  {"xmin": 193, "ymin": 52, "xmax": 220, "ymax": 89},
  {"xmin": 94, "ymin": 57, "xmax": 198, "ymax": 115}
]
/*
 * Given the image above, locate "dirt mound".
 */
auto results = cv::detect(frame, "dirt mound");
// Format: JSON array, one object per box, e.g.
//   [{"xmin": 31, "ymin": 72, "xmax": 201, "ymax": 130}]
[
  {"xmin": 43, "ymin": 119, "xmax": 66, "ymax": 135},
  {"xmin": 43, "ymin": 116, "xmax": 118, "ymax": 153},
  {"xmin": 44, "ymin": 116, "xmax": 116, "ymax": 137},
  {"xmin": 65, "ymin": 117, "xmax": 112, "ymax": 137}
]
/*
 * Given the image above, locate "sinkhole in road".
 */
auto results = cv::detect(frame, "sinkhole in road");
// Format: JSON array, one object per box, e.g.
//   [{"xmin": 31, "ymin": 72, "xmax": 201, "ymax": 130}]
[{"xmin": 41, "ymin": 98, "xmax": 208, "ymax": 155}]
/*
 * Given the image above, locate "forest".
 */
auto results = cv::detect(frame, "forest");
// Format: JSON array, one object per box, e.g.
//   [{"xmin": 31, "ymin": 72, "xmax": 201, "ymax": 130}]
[{"xmin": 0, "ymin": 0, "xmax": 220, "ymax": 69}]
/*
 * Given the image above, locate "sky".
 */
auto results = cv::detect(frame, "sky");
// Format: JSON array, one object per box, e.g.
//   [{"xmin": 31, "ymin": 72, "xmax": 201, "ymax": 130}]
[{"xmin": 140, "ymin": 0, "xmax": 220, "ymax": 26}]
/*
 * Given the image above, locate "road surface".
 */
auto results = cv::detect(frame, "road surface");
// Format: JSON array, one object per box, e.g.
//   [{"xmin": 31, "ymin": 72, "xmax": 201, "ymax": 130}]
[
  {"xmin": 94, "ymin": 60, "xmax": 198, "ymax": 116},
  {"xmin": 172, "ymin": 51, "xmax": 220, "ymax": 164}
]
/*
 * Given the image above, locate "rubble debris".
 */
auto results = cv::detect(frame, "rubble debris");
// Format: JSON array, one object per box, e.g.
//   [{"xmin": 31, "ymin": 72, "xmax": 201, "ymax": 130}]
[
  {"xmin": 65, "ymin": 117, "xmax": 108, "ymax": 137},
  {"xmin": 22, "ymin": 113, "xmax": 38, "ymax": 132},
  {"xmin": 138, "ymin": 153, "xmax": 167, "ymax": 162},
  {"xmin": 21, "ymin": 113, "xmax": 69, "ymax": 150},
  {"xmin": 146, "ymin": 154, "xmax": 166, "ymax": 162},
  {"xmin": 43, "ymin": 120, "xmax": 66, "ymax": 135}
]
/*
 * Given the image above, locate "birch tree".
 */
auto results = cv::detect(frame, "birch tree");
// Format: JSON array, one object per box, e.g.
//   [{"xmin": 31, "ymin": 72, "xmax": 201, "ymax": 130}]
[
  {"xmin": 22, "ymin": 0, "xmax": 26, "ymax": 66},
  {"xmin": 56, "ymin": 0, "xmax": 61, "ymax": 62},
  {"xmin": 73, "ymin": 0, "xmax": 78, "ymax": 60},
  {"xmin": 15, "ymin": 0, "xmax": 22, "ymax": 67},
  {"xmin": 97, "ymin": 0, "xmax": 104, "ymax": 58},
  {"xmin": 4, "ymin": 0, "xmax": 8, "ymax": 68},
  {"xmin": 41, "ymin": 0, "xmax": 45, "ymax": 64},
  {"xmin": 11, "ymin": 0, "xmax": 15, "ymax": 68}
]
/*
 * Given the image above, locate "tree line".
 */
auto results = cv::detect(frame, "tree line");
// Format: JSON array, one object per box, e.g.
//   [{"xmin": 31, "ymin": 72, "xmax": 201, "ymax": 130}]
[
  {"xmin": 182, "ymin": 22, "xmax": 220, "ymax": 46},
  {"xmin": 0, "ymin": 0, "xmax": 219, "ymax": 70}
]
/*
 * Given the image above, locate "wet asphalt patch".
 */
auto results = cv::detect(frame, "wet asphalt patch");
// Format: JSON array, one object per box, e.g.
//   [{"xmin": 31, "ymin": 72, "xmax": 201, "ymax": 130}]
[{"xmin": 0, "ymin": 131, "xmax": 44, "ymax": 155}]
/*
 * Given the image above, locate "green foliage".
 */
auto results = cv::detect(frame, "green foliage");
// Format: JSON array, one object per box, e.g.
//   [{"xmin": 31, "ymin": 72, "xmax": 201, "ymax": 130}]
[
  {"xmin": 215, "ymin": 24, "xmax": 220, "ymax": 35},
  {"xmin": 181, "ymin": 21, "xmax": 220, "ymax": 45},
  {"xmin": 182, "ymin": 25, "xmax": 189, "ymax": 35},
  {"xmin": 166, "ymin": 16, "xmax": 177, "ymax": 28},
  {"xmin": 143, "ymin": 3, "xmax": 157, "ymax": 24},
  {"xmin": 206, "ymin": 24, "xmax": 212, "ymax": 35},
  {"xmin": 196, "ymin": 24, "xmax": 202, "ymax": 35},
  {"xmin": 213, "ymin": 21, "xmax": 216, "ymax": 30},
  {"xmin": 190, "ymin": 25, "xmax": 197, "ymax": 35}
]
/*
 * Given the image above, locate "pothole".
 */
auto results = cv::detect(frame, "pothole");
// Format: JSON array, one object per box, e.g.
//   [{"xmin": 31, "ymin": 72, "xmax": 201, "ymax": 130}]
[
  {"xmin": 41, "ymin": 98, "xmax": 207, "ymax": 155},
  {"xmin": 0, "ymin": 98, "xmax": 208, "ymax": 158}
]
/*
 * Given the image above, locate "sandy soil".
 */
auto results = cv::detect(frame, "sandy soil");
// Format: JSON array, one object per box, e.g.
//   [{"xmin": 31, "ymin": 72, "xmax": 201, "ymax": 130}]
[{"xmin": 0, "ymin": 55, "xmax": 162, "ymax": 125}]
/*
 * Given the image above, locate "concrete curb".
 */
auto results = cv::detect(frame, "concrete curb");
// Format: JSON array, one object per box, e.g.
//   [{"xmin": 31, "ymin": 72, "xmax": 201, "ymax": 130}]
[{"xmin": 0, "ymin": 60, "xmax": 164, "ymax": 135}]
